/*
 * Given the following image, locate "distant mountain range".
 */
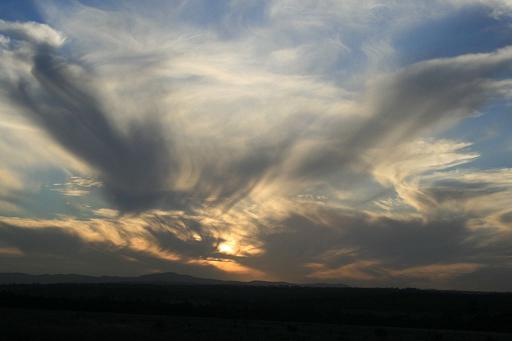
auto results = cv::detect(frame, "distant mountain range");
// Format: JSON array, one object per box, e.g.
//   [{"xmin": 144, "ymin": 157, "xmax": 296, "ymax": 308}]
[{"xmin": 0, "ymin": 272, "xmax": 347, "ymax": 287}]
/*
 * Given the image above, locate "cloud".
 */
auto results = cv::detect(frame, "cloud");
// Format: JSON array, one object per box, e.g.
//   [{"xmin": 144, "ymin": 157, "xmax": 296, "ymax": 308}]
[
  {"xmin": 0, "ymin": 1, "xmax": 512, "ymax": 290},
  {"xmin": 50, "ymin": 176, "xmax": 102, "ymax": 197},
  {"xmin": 303, "ymin": 46, "xmax": 512, "ymax": 175},
  {"xmin": 5, "ymin": 1, "xmax": 509, "ymax": 214},
  {"xmin": 0, "ymin": 20, "xmax": 177, "ymax": 212},
  {"xmin": 236, "ymin": 202, "xmax": 512, "ymax": 289},
  {"xmin": 0, "ymin": 208, "xmax": 269, "ymax": 280},
  {"xmin": 0, "ymin": 119, "xmax": 91, "ymax": 214},
  {"xmin": 0, "ymin": 19, "xmax": 65, "ymax": 46}
]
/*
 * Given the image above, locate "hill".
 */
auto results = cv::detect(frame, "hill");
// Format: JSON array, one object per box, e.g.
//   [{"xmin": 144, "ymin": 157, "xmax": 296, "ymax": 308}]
[{"xmin": 0, "ymin": 272, "xmax": 346, "ymax": 287}]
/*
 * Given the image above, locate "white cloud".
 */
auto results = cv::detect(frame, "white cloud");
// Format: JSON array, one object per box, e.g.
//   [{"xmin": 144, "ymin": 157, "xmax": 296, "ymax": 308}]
[{"xmin": 0, "ymin": 19, "xmax": 65, "ymax": 47}]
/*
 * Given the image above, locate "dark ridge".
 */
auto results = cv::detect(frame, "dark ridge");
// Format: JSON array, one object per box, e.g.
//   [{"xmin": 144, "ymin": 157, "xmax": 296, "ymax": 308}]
[{"xmin": 0, "ymin": 272, "xmax": 347, "ymax": 287}]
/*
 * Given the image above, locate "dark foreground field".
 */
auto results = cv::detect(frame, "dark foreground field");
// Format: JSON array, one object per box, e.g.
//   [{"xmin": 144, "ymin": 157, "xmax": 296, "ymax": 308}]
[
  {"xmin": 1, "ymin": 284, "xmax": 511, "ymax": 340},
  {"xmin": 2, "ymin": 308, "xmax": 511, "ymax": 341}
]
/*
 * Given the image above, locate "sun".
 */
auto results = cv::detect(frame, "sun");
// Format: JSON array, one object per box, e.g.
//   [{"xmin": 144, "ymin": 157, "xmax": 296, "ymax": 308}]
[{"xmin": 218, "ymin": 242, "xmax": 236, "ymax": 255}]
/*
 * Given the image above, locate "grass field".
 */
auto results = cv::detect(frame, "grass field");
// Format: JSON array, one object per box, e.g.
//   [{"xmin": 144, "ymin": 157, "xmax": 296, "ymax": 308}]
[
  {"xmin": 2, "ymin": 308, "xmax": 511, "ymax": 341},
  {"xmin": 1, "ymin": 283, "xmax": 512, "ymax": 340}
]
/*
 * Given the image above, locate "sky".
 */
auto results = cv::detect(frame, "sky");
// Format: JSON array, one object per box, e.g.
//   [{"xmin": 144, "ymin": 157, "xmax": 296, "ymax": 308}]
[{"xmin": 0, "ymin": 0, "xmax": 512, "ymax": 291}]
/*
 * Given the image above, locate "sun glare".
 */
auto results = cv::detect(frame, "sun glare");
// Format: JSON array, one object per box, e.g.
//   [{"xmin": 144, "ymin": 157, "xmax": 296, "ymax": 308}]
[{"xmin": 218, "ymin": 242, "xmax": 236, "ymax": 255}]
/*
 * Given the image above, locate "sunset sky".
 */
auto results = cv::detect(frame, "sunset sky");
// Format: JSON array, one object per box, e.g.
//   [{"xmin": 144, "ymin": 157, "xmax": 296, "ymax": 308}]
[{"xmin": 1, "ymin": 0, "xmax": 512, "ymax": 291}]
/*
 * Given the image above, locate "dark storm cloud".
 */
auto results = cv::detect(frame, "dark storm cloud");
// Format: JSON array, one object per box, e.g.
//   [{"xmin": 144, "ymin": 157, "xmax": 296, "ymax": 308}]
[
  {"xmin": 451, "ymin": 265, "xmax": 512, "ymax": 292},
  {"xmin": 0, "ymin": 222, "xmax": 85, "ymax": 255},
  {"xmin": 2, "ymin": 37, "xmax": 175, "ymax": 212},
  {"xmin": 338, "ymin": 216, "xmax": 474, "ymax": 268},
  {"xmin": 237, "ymin": 203, "xmax": 512, "ymax": 289},
  {"xmin": 0, "ymin": 20, "xmax": 295, "ymax": 213}
]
